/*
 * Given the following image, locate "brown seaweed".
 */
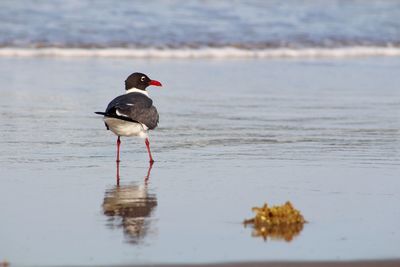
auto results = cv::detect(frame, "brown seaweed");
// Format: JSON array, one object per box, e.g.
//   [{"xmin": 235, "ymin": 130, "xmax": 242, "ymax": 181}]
[{"xmin": 244, "ymin": 201, "xmax": 306, "ymax": 242}]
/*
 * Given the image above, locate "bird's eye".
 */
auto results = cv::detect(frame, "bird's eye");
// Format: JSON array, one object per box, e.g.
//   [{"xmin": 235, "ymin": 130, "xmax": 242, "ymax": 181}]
[{"xmin": 141, "ymin": 76, "xmax": 146, "ymax": 81}]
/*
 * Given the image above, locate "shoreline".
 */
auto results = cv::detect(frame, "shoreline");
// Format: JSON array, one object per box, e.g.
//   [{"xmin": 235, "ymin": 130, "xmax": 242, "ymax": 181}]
[
  {"xmin": 95, "ymin": 260, "xmax": 400, "ymax": 267},
  {"xmin": 0, "ymin": 46, "xmax": 400, "ymax": 59}
]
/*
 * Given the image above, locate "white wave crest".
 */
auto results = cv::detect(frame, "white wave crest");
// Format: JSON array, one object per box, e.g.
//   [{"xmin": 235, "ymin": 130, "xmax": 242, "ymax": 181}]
[{"xmin": 0, "ymin": 47, "xmax": 400, "ymax": 59}]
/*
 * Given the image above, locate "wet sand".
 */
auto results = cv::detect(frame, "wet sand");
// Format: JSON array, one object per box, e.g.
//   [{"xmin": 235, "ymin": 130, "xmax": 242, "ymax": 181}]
[
  {"xmin": 116, "ymin": 260, "xmax": 400, "ymax": 267},
  {"xmin": 0, "ymin": 57, "xmax": 399, "ymax": 266}
]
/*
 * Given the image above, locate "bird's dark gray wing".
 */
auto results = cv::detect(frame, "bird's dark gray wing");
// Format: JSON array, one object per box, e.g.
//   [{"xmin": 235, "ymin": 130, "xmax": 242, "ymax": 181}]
[{"xmin": 103, "ymin": 92, "xmax": 159, "ymax": 130}]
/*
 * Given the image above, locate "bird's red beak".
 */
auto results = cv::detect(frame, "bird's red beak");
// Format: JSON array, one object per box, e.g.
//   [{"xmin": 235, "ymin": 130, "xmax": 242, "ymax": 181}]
[{"xmin": 149, "ymin": 80, "xmax": 162, "ymax": 87}]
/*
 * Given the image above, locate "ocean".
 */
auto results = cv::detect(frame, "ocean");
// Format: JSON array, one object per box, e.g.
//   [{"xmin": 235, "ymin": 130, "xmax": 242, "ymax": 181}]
[{"xmin": 0, "ymin": 0, "xmax": 400, "ymax": 58}]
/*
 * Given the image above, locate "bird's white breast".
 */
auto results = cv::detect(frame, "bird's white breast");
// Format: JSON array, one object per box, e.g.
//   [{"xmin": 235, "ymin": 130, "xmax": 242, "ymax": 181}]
[{"xmin": 104, "ymin": 117, "xmax": 148, "ymax": 138}]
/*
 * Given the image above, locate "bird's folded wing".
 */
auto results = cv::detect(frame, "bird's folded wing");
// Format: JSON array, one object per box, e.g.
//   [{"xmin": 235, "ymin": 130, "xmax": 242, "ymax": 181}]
[
  {"xmin": 116, "ymin": 103, "xmax": 159, "ymax": 130},
  {"xmin": 114, "ymin": 103, "xmax": 135, "ymax": 118},
  {"xmin": 98, "ymin": 93, "xmax": 159, "ymax": 129}
]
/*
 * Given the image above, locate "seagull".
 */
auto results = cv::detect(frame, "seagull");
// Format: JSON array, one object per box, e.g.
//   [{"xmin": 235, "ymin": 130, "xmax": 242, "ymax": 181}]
[{"xmin": 95, "ymin": 72, "xmax": 162, "ymax": 163}]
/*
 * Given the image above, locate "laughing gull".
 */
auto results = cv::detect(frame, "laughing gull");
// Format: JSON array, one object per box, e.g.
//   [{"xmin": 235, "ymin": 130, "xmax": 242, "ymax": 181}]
[{"xmin": 95, "ymin": 72, "xmax": 162, "ymax": 163}]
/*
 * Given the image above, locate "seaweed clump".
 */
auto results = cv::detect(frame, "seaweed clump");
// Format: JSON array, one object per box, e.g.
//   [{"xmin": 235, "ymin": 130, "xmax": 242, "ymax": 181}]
[{"xmin": 244, "ymin": 201, "xmax": 305, "ymax": 242}]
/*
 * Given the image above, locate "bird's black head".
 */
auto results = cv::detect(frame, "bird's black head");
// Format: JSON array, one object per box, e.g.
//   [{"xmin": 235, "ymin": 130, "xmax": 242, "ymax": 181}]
[{"xmin": 125, "ymin": 72, "xmax": 162, "ymax": 91}]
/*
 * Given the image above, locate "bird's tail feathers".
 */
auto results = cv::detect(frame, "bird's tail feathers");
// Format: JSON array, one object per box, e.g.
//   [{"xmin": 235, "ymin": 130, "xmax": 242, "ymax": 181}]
[{"xmin": 94, "ymin": 111, "xmax": 139, "ymax": 123}]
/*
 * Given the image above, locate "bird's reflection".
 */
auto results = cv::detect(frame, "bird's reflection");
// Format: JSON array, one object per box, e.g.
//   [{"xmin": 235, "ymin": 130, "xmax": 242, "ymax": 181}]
[{"xmin": 102, "ymin": 162, "xmax": 157, "ymax": 244}]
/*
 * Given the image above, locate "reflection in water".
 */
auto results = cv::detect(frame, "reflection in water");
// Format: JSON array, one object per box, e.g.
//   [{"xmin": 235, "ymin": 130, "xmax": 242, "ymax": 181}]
[
  {"xmin": 244, "ymin": 202, "xmax": 305, "ymax": 242},
  {"xmin": 244, "ymin": 221, "xmax": 304, "ymax": 242},
  {"xmin": 102, "ymin": 162, "xmax": 157, "ymax": 244}
]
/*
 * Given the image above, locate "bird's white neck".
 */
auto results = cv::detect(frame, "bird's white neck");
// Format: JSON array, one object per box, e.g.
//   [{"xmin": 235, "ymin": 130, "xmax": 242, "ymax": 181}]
[{"xmin": 125, "ymin": 88, "xmax": 149, "ymax": 97}]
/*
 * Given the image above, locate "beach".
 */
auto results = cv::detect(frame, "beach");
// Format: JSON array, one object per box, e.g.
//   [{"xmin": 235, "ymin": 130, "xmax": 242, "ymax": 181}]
[
  {"xmin": 1, "ymin": 0, "xmax": 400, "ymax": 265},
  {"xmin": 0, "ymin": 56, "xmax": 399, "ymax": 265}
]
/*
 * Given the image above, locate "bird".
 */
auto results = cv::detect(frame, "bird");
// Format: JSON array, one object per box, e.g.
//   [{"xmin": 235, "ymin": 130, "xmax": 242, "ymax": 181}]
[{"xmin": 95, "ymin": 72, "xmax": 162, "ymax": 163}]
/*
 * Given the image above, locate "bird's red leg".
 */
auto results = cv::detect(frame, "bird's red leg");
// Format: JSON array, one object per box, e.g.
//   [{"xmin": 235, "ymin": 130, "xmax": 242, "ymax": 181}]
[
  {"xmin": 144, "ymin": 161, "xmax": 154, "ymax": 184},
  {"xmin": 116, "ymin": 136, "xmax": 121, "ymax": 163},
  {"xmin": 145, "ymin": 138, "xmax": 154, "ymax": 163},
  {"xmin": 116, "ymin": 160, "xmax": 120, "ymax": 186}
]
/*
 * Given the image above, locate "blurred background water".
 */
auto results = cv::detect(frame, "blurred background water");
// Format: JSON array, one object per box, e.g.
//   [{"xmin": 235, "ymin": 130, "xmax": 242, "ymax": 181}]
[{"xmin": 0, "ymin": 0, "xmax": 399, "ymax": 52}]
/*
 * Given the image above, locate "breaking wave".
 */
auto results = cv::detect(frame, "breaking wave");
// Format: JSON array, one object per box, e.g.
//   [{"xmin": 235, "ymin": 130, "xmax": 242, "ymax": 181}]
[{"xmin": 1, "ymin": 46, "xmax": 400, "ymax": 59}]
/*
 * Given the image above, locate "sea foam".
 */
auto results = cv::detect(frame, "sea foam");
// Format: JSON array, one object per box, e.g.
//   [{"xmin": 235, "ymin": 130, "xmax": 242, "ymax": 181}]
[{"xmin": 1, "ymin": 47, "xmax": 400, "ymax": 59}]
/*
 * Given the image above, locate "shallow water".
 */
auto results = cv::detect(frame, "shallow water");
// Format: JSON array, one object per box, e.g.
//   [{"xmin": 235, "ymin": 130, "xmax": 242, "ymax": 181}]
[{"xmin": 0, "ymin": 57, "xmax": 399, "ymax": 265}]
